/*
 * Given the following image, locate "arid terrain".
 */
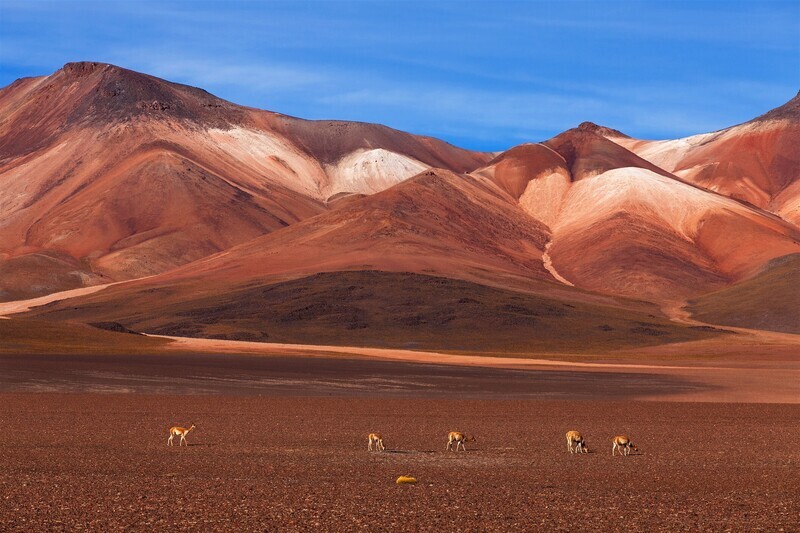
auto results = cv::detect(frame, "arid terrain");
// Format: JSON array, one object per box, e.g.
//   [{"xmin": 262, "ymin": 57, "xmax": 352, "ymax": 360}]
[
  {"xmin": 1, "ymin": 393, "xmax": 798, "ymax": 530},
  {"xmin": 1, "ymin": 324, "xmax": 798, "ymax": 529}
]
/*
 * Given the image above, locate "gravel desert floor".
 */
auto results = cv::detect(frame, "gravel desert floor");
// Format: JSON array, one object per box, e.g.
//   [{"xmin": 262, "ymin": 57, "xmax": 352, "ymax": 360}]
[{"xmin": 1, "ymin": 371, "xmax": 799, "ymax": 530}]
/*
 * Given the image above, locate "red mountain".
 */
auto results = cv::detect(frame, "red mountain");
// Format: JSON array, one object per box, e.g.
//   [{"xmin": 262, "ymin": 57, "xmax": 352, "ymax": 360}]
[
  {"xmin": 0, "ymin": 62, "xmax": 489, "ymax": 299},
  {"xmin": 2, "ymin": 63, "xmax": 798, "ymax": 344}
]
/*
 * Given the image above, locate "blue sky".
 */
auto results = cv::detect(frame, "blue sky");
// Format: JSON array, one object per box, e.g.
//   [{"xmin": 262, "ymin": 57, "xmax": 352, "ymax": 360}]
[{"xmin": 1, "ymin": 0, "xmax": 797, "ymax": 151}]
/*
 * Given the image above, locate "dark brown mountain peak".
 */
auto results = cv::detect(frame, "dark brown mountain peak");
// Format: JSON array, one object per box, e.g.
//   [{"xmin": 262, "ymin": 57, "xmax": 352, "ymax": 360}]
[
  {"xmin": 59, "ymin": 61, "xmax": 119, "ymax": 78},
  {"xmin": 577, "ymin": 121, "xmax": 629, "ymax": 138},
  {"xmin": 545, "ymin": 126, "xmax": 673, "ymax": 181},
  {"xmin": 0, "ymin": 61, "xmax": 248, "ymax": 157},
  {"xmin": 752, "ymin": 90, "xmax": 800, "ymax": 123},
  {"xmin": 56, "ymin": 61, "xmax": 244, "ymax": 126}
]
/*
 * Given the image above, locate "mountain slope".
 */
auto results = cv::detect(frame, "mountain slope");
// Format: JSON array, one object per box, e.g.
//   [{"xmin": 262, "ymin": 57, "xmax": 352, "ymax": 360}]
[
  {"xmin": 0, "ymin": 62, "xmax": 491, "ymax": 300},
  {"xmin": 611, "ymin": 92, "xmax": 800, "ymax": 225},
  {"xmin": 19, "ymin": 167, "xmax": 731, "ymax": 352},
  {"xmin": 3, "ymin": 61, "xmax": 798, "ymax": 350},
  {"xmin": 23, "ymin": 270, "xmax": 724, "ymax": 353},
  {"xmin": 107, "ymin": 168, "xmax": 555, "ymax": 288},
  {"xmin": 543, "ymin": 122, "xmax": 678, "ymax": 181},
  {"xmin": 547, "ymin": 167, "xmax": 800, "ymax": 300},
  {"xmin": 472, "ymin": 126, "xmax": 800, "ymax": 302}
]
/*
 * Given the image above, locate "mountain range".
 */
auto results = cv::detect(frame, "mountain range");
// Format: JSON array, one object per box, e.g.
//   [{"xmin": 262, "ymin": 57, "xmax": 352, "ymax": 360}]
[{"xmin": 1, "ymin": 62, "xmax": 797, "ymax": 352}]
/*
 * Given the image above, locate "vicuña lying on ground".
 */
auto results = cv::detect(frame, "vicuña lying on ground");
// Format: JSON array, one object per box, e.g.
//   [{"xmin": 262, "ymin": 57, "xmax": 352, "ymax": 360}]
[
  {"xmin": 368, "ymin": 433, "xmax": 385, "ymax": 452},
  {"xmin": 447, "ymin": 431, "xmax": 476, "ymax": 451},
  {"xmin": 612, "ymin": 435, "xmax": 638, "ymax": 456},
  {"xmin": 566, "ymin": 430, "xmax": 589, "ymax": 453},
  {"xmin": 168, "ymin": 424, "xmax": 196, "ymax": 447}
]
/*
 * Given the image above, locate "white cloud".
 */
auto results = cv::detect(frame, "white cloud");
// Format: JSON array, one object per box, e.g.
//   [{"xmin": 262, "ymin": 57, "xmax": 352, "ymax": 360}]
[{"xmin": 113, "ymin": 54, "xmax": 329, "ymax": 93}]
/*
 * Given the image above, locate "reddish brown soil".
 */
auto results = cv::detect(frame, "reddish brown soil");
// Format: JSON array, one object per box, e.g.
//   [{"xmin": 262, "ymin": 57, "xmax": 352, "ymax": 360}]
[
  {"xmin": 116, "ymin": 169, "xmax": 554, "ymax": 290},
  {"xmin": 475, "ymin": 142, "xmax": 569, "ymax": 199},
  {"xmin": 3, "ymin": 62, "xmax": 798, "ymax": 320},
  {"xmin": 1, "ymin": 393, "xmax": 797, "ymax": 530},
  {"xmin": 615, "ymin": 91, "xmax": 800, "ymax": 223},
  {"xmin": 677, "ymin": 115, "xmax": 800, "ymax": 212}
]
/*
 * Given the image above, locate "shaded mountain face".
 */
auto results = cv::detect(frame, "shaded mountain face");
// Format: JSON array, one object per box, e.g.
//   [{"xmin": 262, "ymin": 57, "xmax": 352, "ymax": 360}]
[
  {"xmin": 2, "ymin": 62, "xmax": 798, "ymax": 348},
  {"xmin": 543, "ymin": 124, "xmax": 677, "ymax": 182},
  {"xmin": 0, "ymin": 62, "xmax": 246, "ymax": 158},
  {"xmin": 0, "ymin": 62, "xmax": 491, "ymax": 299},
  {"xmin": 688, "ymin": 253, "xmax": 800, "ymax": 334}
]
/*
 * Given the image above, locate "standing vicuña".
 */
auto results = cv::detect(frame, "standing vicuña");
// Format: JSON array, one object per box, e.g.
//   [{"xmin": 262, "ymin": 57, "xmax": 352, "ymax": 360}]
[
  {"xmin": 447, "ymin": 431, "xmax": 475, "ymax": 451},
  {"xmin": 368, "ymin": 433, "xmax": 385, "ymax": 452},
  {"xmin": 168, "ymin": 424, "xmax": 196, "ymax": 447},
  {"xmin": 612, "ymin": 435, "xmax": 638, "ymax": 456},
  {"xmin": 566, "ymin": 430, "xmax": 589, "ymax": 453}
]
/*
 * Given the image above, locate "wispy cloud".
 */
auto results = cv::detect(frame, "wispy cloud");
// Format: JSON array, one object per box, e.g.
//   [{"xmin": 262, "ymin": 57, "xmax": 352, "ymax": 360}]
[
  {"xmin": 109, "ymin": 54, "xmax": 330, "ymax": 93},
  {"xmin": 1, "ymin": 0, "xmax": 797, "ymax": 150},
  {"xmin": 317, "ymin": 75, "xmax": 796, "ymax": 144}
]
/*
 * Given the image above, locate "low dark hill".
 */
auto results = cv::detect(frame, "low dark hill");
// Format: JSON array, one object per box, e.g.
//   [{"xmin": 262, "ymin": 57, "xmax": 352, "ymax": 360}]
[{"xmin": 25, "ymin": 271, "xmax": 724, "ymax": 354}]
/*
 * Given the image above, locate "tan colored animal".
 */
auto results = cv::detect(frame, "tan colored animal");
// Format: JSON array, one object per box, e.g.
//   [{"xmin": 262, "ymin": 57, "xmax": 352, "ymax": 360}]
[
  {"xmin": 368, "ymin": 433, "xmax": 385, "ymax": 452},
  {"xmin": 168, "ymin": 424, "xmax": 196, "ymax": 447},
  {"xmin": 447, "ymin": 431, "xmax": 476, "ymax": 451},
  {"xmin": 612, "ymin": 435, "xmax": 638, "ymax": 456},
  {"xmin": 566, "ymin": 430, "xmax": 589, "ymax": 454}
]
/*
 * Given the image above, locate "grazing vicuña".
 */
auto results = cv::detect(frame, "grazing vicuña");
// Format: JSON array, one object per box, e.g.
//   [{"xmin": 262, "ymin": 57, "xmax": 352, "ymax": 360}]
[
  {"xmin": 612, "ymin": 435, "xmax": 638, "ymax": 456},
  {"xmin": 368, "ymin": 432, "xmax": 385, "ymax": 452},
  {"xmin": 566, "ymin": 430, "xmax": 589, "ymax": 453}
]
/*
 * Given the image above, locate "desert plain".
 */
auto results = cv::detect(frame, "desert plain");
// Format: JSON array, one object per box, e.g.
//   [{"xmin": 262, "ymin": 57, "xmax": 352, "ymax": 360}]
[{"xmin": 1, "ymin": 327, "xmax": 799, "ymax": 530}]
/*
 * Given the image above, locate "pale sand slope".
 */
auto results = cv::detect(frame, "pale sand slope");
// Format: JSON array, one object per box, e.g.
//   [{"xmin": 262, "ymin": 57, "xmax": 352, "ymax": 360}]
[
  {"xmin": 322, "ymin": 148, "xmax": 428, "ymax": 198},
  {"xmin": 0, "ymin": 275, "xmax": 159, "ymax": 317},
  {"xmin": 0, "ymin": 282, "xmax": 119, "ymax": 317},
  {"xmin": 544, "ymin": 166, "xmax": 800, "ymax": 301},
  {"xmin": 611, "ymin": 114, "xmax": 800, "ymax": 225}
]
